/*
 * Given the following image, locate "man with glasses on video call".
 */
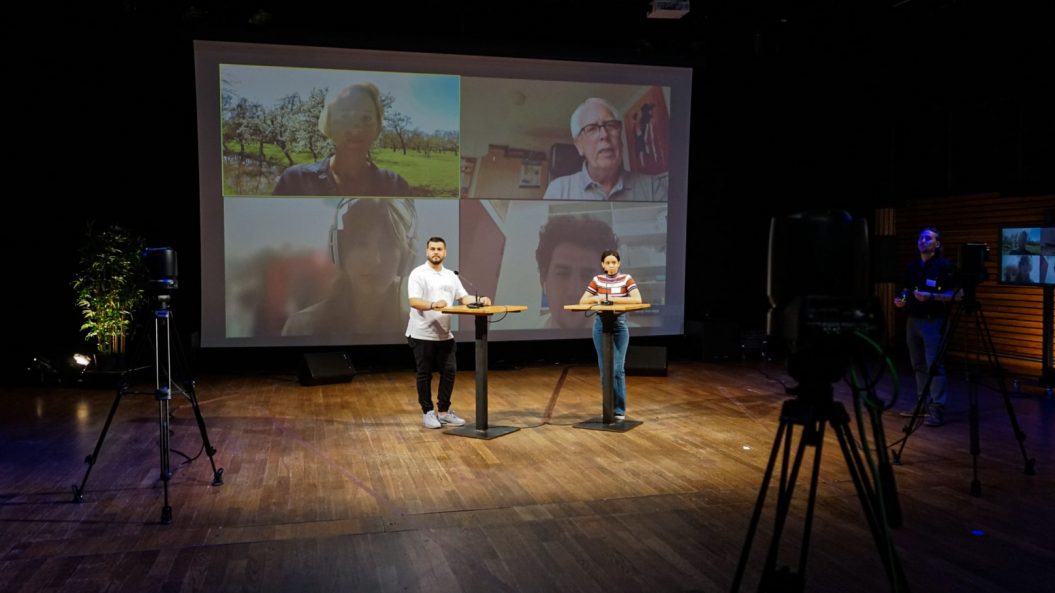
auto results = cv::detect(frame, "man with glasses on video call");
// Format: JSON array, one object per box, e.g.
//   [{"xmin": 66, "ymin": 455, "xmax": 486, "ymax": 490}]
[{"xmin": 544, "ymin": 97, "xmax": 668, "ymax": 201}]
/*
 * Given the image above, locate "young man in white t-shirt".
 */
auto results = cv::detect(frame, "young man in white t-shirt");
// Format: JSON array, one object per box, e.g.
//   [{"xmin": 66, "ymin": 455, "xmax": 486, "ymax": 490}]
[{"xmin": 406, "ymin": 237, "xmax": 492, "ymax": 428}]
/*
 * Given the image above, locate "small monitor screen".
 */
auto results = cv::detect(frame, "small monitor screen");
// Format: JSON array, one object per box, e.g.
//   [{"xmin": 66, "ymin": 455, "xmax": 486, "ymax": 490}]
[{"xmin": 997, "ymin": 226, "xmax": 1055, "ymax": 286}]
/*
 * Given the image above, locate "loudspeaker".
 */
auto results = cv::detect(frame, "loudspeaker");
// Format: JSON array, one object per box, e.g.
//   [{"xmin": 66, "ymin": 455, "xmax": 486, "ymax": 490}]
[
  {"xmin": 626, "ymin": 346, "xmax": 667, "ymax": 376},
  {"xmin": 298, "ymin": 352, "xmax": 356, "ymax": 386},
  {"xmin": 873, "ymin": 235, "xmax": 901, "ymax": 283},
  {"xmin": 686, "ymin": 319, "xmax": 739, "ymax": 360}
]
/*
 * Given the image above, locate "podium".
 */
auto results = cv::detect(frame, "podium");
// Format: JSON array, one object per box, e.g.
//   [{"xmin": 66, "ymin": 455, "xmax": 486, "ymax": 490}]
[
  {"xmin": 439, "ymin": 304, "xmax": 528, "ymax": 439},
  {"xmin": 563, "ymin": 302, "xmax": 651, "ymax": 432}
]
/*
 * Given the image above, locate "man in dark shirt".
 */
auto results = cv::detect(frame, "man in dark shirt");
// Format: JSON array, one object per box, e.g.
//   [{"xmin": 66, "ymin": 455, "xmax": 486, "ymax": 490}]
[{"xmin": 893, "ymin": 227, "xmax": 957, "ymax": 426}]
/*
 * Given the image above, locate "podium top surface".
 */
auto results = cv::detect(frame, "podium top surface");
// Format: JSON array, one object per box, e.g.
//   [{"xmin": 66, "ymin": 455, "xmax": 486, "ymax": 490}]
[
  {"xmin": 440, "ymin": 305, "xmax": 528, "ymax": 315},
  {"xmin": 563, "ymin": 303, "xmax": 651, "ymax": 312}
]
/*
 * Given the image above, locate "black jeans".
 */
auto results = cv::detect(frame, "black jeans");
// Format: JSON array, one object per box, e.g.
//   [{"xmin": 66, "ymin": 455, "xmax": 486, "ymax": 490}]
[{"xmin": 407, "ymin": 337, "xmax": 457, "ymax": 413}]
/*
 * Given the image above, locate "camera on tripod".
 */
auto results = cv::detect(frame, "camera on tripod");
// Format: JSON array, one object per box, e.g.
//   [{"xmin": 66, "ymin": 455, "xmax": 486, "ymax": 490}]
[
  {"xmin": 143, "ymin": 246, "xmax": 178, "ymax": 293},
  {"xmin": 734, "ymin": 211, "xmax": 908, "ymax": 592},
  {"xmin": 957, "ymin": 242, "xmax": 989, "ymax": 296},
  {"xmin": 766, "ymin": 210, "xmax": 880, "ymax": 388},
  {"xmin": 73, "ymin": 244, "xmax": 223, "ymax": 525},
  {"xmin": 143, "ymin": 246, "xmax": 178, "ymax": 314}
]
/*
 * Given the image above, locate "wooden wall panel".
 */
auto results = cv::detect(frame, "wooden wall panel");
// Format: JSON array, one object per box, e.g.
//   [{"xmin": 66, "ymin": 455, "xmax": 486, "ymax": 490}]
[{"xmin": 894, "ymin": 194, "xmax": 1054, "ymax": 371}]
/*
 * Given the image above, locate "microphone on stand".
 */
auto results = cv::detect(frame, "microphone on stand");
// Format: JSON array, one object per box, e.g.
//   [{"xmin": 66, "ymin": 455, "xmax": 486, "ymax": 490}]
[
  {"xmin": 454, "ymin": 270, "xmax": 483, "ymax": 309},
  {"xmin": 600, "ymin": 285, "xmax": 613, "ymax": 306}
]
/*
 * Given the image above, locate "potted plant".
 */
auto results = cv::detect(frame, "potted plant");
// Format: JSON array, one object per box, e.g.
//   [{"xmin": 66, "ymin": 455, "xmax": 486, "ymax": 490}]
[{"xmin": 72, "ymin": 223, "xmax": 147, "ymax": 366}]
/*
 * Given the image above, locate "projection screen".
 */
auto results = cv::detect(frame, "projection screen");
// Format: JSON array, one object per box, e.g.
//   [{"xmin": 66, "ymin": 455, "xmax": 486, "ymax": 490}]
[{"xmin": 194, "ymin": 41, "xmax": 691, "ymax": 347}]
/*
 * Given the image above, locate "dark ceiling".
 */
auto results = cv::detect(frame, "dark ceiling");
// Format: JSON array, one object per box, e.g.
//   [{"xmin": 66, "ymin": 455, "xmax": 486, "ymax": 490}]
[{"xmin": 63, "ymin": 0, "xmax": 1052, "ymax": 207}]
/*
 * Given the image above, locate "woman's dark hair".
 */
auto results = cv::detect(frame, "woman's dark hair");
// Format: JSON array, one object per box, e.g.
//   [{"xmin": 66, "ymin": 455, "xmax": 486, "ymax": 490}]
[{"xmin": 600, "ymin": 249, "xmax": 621, "ymax": 262}]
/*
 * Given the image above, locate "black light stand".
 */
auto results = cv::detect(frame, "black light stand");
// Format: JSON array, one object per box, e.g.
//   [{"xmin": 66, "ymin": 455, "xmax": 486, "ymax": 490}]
[{"xmin": 72, "ymin": 249, "xmax": 222, "ymax": 524}]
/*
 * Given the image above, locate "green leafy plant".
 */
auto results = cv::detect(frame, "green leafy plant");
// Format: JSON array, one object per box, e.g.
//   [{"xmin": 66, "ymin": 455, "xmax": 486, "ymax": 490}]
[{"xmin": 72, "ymin": 223, "xmax": 147, "ymax": 354}]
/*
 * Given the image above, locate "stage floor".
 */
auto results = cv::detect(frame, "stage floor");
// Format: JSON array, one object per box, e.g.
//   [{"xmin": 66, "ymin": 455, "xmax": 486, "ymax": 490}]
[{"xmin": 2, "ymin": 359, "xmax": 1052, "ymax": 593}]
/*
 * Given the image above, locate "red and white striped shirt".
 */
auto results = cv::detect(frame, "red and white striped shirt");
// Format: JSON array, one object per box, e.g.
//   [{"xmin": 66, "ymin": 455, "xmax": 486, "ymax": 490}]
[{"xmin": 586, "ymin": 273, "xmax": 638, "ymax": 300}]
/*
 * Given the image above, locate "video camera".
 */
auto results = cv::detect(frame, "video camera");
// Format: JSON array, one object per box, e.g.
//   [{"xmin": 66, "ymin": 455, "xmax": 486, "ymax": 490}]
[
  {"xmin": 767, "ymin": 210, "xmax": 880, "ymax": 387},
  {"xmin": 143, "ymin": 247, "xmax": 178, "ymax": 293}
]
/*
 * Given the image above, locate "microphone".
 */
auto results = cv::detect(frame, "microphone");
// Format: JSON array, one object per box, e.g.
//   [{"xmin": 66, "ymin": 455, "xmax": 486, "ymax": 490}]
[
  {"xmin": 454, "ymin": 270, "xmax": 483, "ymax": 309},
  {"xmin": 600, "ymin": 282, "xmax": 613, "ymax": 306}
]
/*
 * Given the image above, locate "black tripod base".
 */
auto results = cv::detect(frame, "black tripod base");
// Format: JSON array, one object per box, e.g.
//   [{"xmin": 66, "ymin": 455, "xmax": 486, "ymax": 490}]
[
  {"xmin": 212, "ymin": 467, "xmax": 225, "ymax": 486},
  {"xmin": 731, "ymin": 395, "xmax": 908, "ymax": 593},
  {"xmin": 161, "ymin": 505, "xmax": 173, "ymax": 525},
  {"xmin": 574, "ymin": 417, "xmax": 643, "ymax": 432},
  {"xmin": 759, "ymin": 566, "xmax": 804, "ymax": 593},
  {"xmin": 71, "ymin": 485, "xmax": 85, "ymax": 503},
  {"xmin": 444, "ymin": 424, "xmax": 520, "ymax": 440}
]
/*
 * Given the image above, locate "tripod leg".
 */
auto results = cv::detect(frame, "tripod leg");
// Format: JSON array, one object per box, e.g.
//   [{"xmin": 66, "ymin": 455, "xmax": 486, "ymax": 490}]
[
  {"xmin": 734, "ymin": 396, "xmax": 822, "ymax": 590},
  {"xmin": 731, "ymin": 412, "xmax": 791, "ymax": 592},
  {"xmin": 892, "ymin": 305, "xmax": 960, "ymax": 464},
  {"xmin": 183, "ymin": 380, "xmax": 224, "ymax": 486},
  {"xmin": 758, "ymin": 399, "xmax": 824, "ymax": 593},
  {"xmin": 974, "ymin": 307, "xmax": 1036, "ymax": 476},
  {"xmin": 829, "ymin": 403, "xmax": 910, "ymax": 592},
  {"xmin": 158, "ymin": 390, "xmax": 173, "ymax": 525},
  {"xmin": 868, "ymin": 405, "xmax": 903, "ymax": 528},
  {"xmin": 167, "ymin": 309, "xmax": 224, "ymax": 486},
  {"xmin": 968, "ymin": 381, "xmax": 982, "ymax": 496},
  {"xmin": 72, "ymin": 384, "xmax": 128, "ymax": 502},
  {"xmin": 155, "ymin": 312, "xmax": 175, "ymax": 525}
]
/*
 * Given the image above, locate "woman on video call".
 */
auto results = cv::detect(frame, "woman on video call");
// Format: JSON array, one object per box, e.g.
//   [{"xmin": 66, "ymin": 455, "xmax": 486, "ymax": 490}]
[
  {"xmin": 273, "ymin": 82, "xmax": 412, "ymax": 197},
  {"xmin": 282, "ymin": 198, "xmax": 417, "ymax": 337},
  {"xmin": 579, "ymin": 249, "xmax": 642, "ymax": 421}
]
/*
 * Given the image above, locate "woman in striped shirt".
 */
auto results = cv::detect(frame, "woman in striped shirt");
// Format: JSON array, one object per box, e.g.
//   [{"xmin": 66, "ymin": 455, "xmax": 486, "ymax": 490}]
[{"xmin": 579, "ymin": 250, "xmax": 642, "ymax": 421}]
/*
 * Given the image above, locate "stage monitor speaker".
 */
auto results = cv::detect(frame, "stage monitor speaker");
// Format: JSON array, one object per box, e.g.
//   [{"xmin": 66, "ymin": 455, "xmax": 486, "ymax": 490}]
[
  {"xmin": 626, "ymin": 346, "xmax": 668, "ymax": 376},
  {"xmin": 687, "ymin": 319, "xmax": 738, "ymax": 360},
  {"xmin": 298, "ymin": 352, "xmax": 356, "ymax": 386}
]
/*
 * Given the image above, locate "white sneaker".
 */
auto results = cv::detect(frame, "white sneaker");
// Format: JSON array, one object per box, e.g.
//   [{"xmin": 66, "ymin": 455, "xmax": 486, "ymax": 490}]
[
  {"xmin": 614, "ymin": 415, "xmax": 626, "ymax": 422},
  {"xmin": 438, "ymin": 410, "xmax": 466, "ymax": 427},
  {"xmin": 423, "ymin": 410, "xmax": 441, "ymax": 429}
]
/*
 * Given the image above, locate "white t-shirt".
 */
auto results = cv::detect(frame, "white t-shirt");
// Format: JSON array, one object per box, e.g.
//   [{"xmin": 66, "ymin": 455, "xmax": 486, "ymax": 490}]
[{"xmin": 405, "ymin": 263, "xmax": 467, "ymax": 341}]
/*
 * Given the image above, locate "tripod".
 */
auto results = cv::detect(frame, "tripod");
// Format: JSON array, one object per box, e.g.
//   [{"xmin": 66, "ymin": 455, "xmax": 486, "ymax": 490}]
[
  {"xmin": 731, "ymin": 376, "xmax": 908, "ymax": 593},
  {"xmin": 890, "ymin": 289, "xmax": 1036, "ymax": 495},
  {"xmin": 72, "ymin": 293, "xmax": 223, "ymax": 525}
]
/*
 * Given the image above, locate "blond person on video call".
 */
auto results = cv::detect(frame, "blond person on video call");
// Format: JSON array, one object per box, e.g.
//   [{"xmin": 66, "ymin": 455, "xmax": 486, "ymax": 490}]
[
  {"xmin": 406, "ymin": 237, "xmax": 491, "ymax": 429},
  {"xmin": 273, "ymin": 82, "xmax": 412, "ymax": 197},
  {"xmin": 544, "ymin": 97, "xmax": 667, "ymax": 202}
]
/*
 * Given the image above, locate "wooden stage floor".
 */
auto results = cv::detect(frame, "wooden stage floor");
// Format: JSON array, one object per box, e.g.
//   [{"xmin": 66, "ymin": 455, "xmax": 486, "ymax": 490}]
[{"xmin": 2, "ymin": 359, "xmax": 1052, "ymax": 593}]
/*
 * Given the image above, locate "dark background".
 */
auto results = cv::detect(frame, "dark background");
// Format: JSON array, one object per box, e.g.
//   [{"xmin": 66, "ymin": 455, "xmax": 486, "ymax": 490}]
[{"xmin": 8, "ymin": 1, "xmax": 1053, "ymax": 379}]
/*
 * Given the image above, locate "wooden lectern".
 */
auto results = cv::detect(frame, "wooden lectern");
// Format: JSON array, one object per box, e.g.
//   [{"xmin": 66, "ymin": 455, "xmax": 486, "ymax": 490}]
[
  {"xmin": 439, "ymin": 304, "xmax": 528, "ymax": 439},
  {"xmin": 563, "ymin": 302, "xmax": 651, "ymax": 432}
]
